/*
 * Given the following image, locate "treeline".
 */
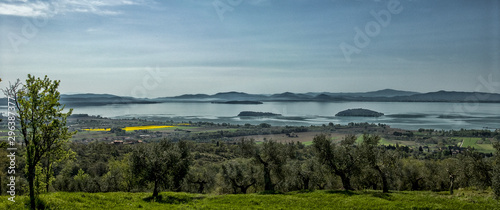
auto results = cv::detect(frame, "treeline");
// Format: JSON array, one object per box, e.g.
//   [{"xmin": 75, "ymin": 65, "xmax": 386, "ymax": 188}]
[{"xmin": 2, "ymin": 134, "xmax": 500, "ymax": 198}]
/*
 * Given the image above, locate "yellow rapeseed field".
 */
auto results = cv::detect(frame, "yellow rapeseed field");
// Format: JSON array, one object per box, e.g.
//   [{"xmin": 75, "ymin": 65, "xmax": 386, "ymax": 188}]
[
  {"xmin": 82, "ymin": 125, "xmax": 175, "ymax": 132},
  {"xmin": 122, "ymin": 125, "xmax": 175, "ymax": 131}
]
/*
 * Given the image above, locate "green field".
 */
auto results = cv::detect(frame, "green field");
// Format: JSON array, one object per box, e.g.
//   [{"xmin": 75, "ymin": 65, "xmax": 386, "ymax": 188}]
[
  {"xmin": 451, "ymin": 137, "xmax": 495, "ymax": 153},
  {"xmin": 1, "ymin": 190, "xmax": 497, "ymax": 209},
  {"xmin": 302, "ymin": 141, "xmax": 313, "ymax": 146},
  {"xmin": 355, "ymin": 135, "xmax": 391, "ymax": 145}
]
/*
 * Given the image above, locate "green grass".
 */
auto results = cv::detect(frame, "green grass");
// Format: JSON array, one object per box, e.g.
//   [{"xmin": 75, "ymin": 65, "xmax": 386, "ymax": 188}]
[
  {"xmin": 459, "ymin": 137, "xmax": 481, "ymax": 147},
  {"xmin": 451, "ymin": 137, "xmax": 495, "ymax": 153},
  {"xmin": 1, "ymin": 189, "xmax": 497, "ymax": 209},
  {"xmin": 302, "ymin": 141, "xmax": 313, "ymax": 146}
]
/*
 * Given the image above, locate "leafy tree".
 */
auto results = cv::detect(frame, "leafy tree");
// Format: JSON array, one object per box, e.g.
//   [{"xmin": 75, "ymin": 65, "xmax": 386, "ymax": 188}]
[
  {"xmin": 130, "ymin": 139, "xmax": 191, "ymax": 197},
  {"xmin": 73, "ymin": 169, "xmax": 90, "ymax": 192},
  {"xmin": 171, "ymin": 140, "xmax": 191, "ymax": 192},
  {"xmin": 101, "ymin": 154, "xmax": 134, "ymax": 192},
  {"xmin": 239, "ymin": 139, "xmax": 287, "ymax": 192},
  {"xmin": 220, "ymin": 158, "xmax": 259, "ymax": 194},
  {"xmin": 493, "ymin": 142, "xmax": 500, "ymax": 198},
  {"xmin": 313, "ymin": 134, "xmax": 358, "ymax": 191},
  {"xmin": 185, "ymin": 162, "xmax": 219, "ymax": 193},
  {"xmin": 442, "ymin": 158, "xmax": 461, "ymax": 195},
  {"xmin": 423, "ymin": 160, "xmax": 448, "ymax": 191},
  {"xmin": 358, "ymin": 134, "xmax": 398, "ymax": 193},
  {"xmin": 398, "ymin": 158, "xmax": 427, "ymax": 191},
  {"xmin": 286, "ymin": 159, "xmax": 323, "ymax": 191},
  {"xmin": 3, "ymin": 75, "xmax": 75, "ymax": 209},
  {"xmin": 458, "ymin": 150, "xmax": 492, "ymax": 190}
]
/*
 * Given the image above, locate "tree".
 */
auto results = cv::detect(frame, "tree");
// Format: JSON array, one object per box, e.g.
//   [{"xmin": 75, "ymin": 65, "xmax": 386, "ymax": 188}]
[
  {"xmin": 399, "ymin": 158, "xmax": 427, "ymax": 191},
  {"xmin": 358, "ymin": 134, "xmax": 399, "ymax": 193},
  {"xmin": 3, "ymin": 75, "xmax": 75, "ymax": 209},
  {"xmin": 239, "ymin": 139, "xmax": 287, "ymax": 192},
  {"xmin": 101, "ymin": 154, "xmax": 134, "ymax": 192},
  {"xmin": 458, "ymin": 149, "xmax": 492, "ymax": 190},
  {"xmin": 220, "ymin": 158, "xmax": 259, "ymax": 194},
  {"xmin": 130, "ymin": 139, "xmax": 191, "ymax": 197},
  {"xmin": 171, "ymin": 140, "xmax": 191, "ymax": 192},
  {"xmin": 186, "ymin": 162, "xmax": 219, "ymax": 194},
  {"xmin": 313, "ymin": 134, "xmax": 358, "ymax": 191},
  {"xmin": 73, "ymin": 169, "xmax": 90, "ymax": 192},
  {"xmin": 493, "ymin": 142, "xmax": 500, "ymax": 199}
]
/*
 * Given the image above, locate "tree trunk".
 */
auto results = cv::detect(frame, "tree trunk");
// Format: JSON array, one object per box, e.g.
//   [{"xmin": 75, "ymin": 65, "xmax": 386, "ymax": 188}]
[
  {"xmin": 28, "ymin": 164, "xmax": 36, "ymax": 210},
  {"xmin": 263, "ymin": 166, "xmax": 273, "ymax": 191},
  {"xmin": 449, "ymin": 175, "xmax": 455, "ymax": 195},
  {"xmin": 411, "ymin": 178, "xmax": 422, "ymax": 191},
  {"xmin": 339, "ymin": 173, "xmax": 353, "ymax": 191},
  {"xmin": 196, "ymin": 181, "xmax": 206, "ymax": 194},
  {"xmin": 152, "ymin": 180, "xmax": 159, "ymax": 198},
  {"xmin": 240, "ymin": 185, "xmax": 249, "ymax": 194},
  {"xmin": 375, "ymin": 166, "xmax": 389, "ymax": 193},
  {"xmin": 257, "ymin": 155, "xmax": 273, "ymax": 191},
  {"xmin": 27, "ymin": 146, "xmax": 36, "ymax": 210},
  {"xmin": 46, "ymin": 153, "xmax": 51, "ymax": 193},
  {"xmin": 303, "ymin": 177, "xmax": 310, "ymax": 190},
  {"xmin": 240, "ymin": 180, "xmax": 256, "ymax": 194}
]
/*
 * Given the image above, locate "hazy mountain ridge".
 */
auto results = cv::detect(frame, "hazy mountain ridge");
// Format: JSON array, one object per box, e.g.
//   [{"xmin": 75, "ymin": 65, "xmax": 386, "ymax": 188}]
[{"xmin": 1, "ymin": 90, "xmax": 500, "ymax": 107}]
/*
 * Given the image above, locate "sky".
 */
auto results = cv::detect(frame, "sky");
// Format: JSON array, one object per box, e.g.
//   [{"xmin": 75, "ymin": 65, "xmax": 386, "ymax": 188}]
[{"xmin": 0, "ymin": 0, "xmax": 499, "ymax": 98}]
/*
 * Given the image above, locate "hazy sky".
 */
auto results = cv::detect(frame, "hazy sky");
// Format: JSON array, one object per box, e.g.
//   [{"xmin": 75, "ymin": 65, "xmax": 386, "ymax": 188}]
[{"xmin": 1, "ymin": 0, "xmax": 499, "ymax": 98}]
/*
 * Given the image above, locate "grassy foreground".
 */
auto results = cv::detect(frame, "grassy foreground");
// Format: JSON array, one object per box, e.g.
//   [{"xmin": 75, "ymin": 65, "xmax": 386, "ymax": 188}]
[{"xmin": 1, "ymin": 189, "xmax": 498, "ymax": 209}]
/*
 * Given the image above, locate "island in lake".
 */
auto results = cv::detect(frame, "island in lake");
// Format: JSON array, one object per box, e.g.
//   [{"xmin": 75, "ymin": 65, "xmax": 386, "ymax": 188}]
[
  {"xmin": 335, "ymin": 108, "xmax": 384, "ymax": 117},
  {"xmin": 211, "ymin": 101, "xmax": 263, "ymax": 104},
  {"xmin": 238, "ymin": 111, "xmax": 282, "ymax": 117}
]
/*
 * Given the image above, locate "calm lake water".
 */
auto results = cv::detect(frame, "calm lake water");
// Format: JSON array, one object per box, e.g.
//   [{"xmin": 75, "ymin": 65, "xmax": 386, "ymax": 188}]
[{"xmin": 62, "ymin": 101, "xmax": 500, "ymax": 131}]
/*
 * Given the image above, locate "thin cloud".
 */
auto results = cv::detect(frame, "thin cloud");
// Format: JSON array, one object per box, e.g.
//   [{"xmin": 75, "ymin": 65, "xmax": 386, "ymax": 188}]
[
  {"xmin": 0, "ymin": 1, "xmax": 53, "ymax": 17},
  {"xmin": 0, "ymin": 0, "xmax": 150, "ymax": 17}
]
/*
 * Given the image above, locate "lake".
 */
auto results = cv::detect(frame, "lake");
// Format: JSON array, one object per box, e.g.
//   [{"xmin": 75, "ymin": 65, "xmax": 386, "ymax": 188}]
[{"xmin": 63, "ymin": 101, "xmax": 500, "ymax": 131}]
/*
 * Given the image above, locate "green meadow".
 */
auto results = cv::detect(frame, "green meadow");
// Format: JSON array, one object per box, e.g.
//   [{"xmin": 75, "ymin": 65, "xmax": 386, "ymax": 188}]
[{"xmin": 1, "ymin": 189, "xmax": 498, "ymax": 210}]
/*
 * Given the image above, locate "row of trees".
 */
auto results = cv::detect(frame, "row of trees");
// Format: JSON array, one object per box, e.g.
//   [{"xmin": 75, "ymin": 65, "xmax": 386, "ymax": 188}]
[
  {"xmin": 45, "ymin": 135, "xmax": 500, "ymax": 197},
  {"xmin": 3, "ymin": 136, "xmax": 500, "ymax": 198}
]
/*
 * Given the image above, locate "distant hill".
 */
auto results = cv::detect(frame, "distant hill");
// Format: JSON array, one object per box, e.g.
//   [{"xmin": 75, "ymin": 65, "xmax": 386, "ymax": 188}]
[
  {"xmin": 59, "ymin": 93, "xmax": 155, "ymax": 106},
  {"xmin": 391, "ymin": 91, "xmax": 500, "ymax": 102},
  {"xmin": 358, "ymin": 89, "xmax": 420, "ymax": 97},
  {"xmin": 1, "ymin": 90, "xmax": 499, "ymax": 107},
  {"xmin": 307, "ymin": 89, "xmax": 419, "ymax": 98}
]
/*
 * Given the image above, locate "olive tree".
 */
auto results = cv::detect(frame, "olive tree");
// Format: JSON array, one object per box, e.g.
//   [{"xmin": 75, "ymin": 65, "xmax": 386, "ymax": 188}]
[
  {"xmin": 313, "ymin": 134, "xmax": 358, "ymax": 191},
  {"xmin": 239, "ymin": 139, "xmax": 287, "ymax": 192},
  {"xmin": 130, "ymin": 139, "xmax": 191, "ymax": 197},
  {"xmin": 358, "ymin": 134, "xmax": 399, "ymax": 193}
]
